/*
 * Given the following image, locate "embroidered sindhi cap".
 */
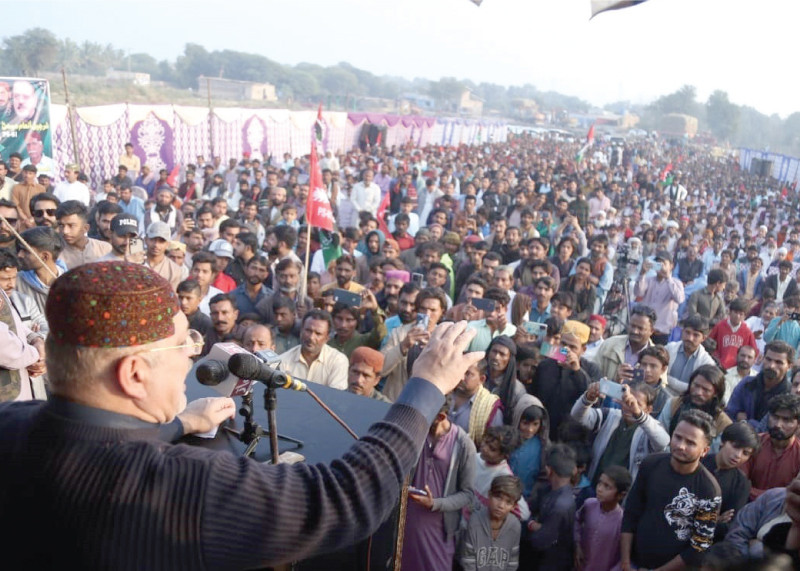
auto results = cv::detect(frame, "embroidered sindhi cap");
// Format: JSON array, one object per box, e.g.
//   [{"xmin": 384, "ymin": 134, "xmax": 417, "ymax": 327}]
[{"xmin": 46, "ymin": 261, "xmax": 180, "ymax": 348}]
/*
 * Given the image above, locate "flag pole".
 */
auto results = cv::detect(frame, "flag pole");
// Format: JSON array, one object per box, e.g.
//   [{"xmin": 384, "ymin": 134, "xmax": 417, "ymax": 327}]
[{"xmin": 301, "ymin": 222, "xmax": 312, "ymax": 301}]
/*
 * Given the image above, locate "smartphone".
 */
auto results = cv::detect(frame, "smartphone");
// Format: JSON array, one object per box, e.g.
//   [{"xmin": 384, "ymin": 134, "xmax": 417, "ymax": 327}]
[
  {"xmin": 415, "ymin": 313, "xmax": 430, "ymax": 330},
  {"xmin": 408, "ymin": 486, "xmax": 427, "ymax": 496},
  {"xmin": 599, "ymin": 378, "xmax": 624, "ymax": 400},
  {"xmin": 521, "ymin": 321, "xmax": 548, "ymax": 339},
  {"xmin": 128, "ymin": 237, "xmax": 144, "ymax": 256},
  {"xmin": 632, "ymin": 367, "xmax": 645, "ymax": 383},
  {"xmin": 471, "ymin": 297, "xmax": 496, "ymax": 313},
  {"xmin": 411, "ymin": 272, "xmax": 425, "ymax": 288},
  {"xmin": 548, "ymin": 346, "xmax": 569, "ymax": 363},
  {"xmin": 333, "ymin": 288, "xmax": 362, "ymax": 308},
  {"xmin": 651, "ymin": 261, "xmax": 662, "ymax": 272}
]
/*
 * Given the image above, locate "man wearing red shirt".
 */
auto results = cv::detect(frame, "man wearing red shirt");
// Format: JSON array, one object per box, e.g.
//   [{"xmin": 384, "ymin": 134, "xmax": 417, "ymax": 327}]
[
  {"xmin": 741, "ymin": 393, "xmax": 800, "ymax": 499},
  {"xmin": 709, "ymin": 297, "xmax": 758, "ymax": 370}
]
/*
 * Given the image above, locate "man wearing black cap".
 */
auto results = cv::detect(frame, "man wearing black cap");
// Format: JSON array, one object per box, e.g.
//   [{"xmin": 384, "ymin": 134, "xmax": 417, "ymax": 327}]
[
  {"xmin": 98, "ymin": 213, "xmax": 143, "ymax": 263},
  {"xmin": 0, "ymin": 261, "xmax": 483, "ymax": 568}
]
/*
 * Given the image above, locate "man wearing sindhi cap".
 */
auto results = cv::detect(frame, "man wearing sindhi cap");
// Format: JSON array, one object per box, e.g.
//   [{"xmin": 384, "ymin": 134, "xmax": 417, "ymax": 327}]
[{"xmin": 0, "ymin": 261, "xmax": 481, "ymax": 568}]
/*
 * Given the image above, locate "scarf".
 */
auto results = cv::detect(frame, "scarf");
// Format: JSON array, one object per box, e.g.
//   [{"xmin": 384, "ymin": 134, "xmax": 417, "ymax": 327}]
[{"xmin": 150, "ymin": 205, "xmax": 176, "ymax": 230}]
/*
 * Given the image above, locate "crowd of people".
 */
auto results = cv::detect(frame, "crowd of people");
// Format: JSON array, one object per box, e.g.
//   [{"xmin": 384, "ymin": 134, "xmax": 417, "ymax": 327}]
[{"xmin": 3, "ymin": 132, "xmax": 800, "ymax": 569}]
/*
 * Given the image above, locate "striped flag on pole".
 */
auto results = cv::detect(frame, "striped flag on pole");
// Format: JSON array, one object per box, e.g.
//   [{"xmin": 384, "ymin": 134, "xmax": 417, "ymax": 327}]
[{"xmin": 575, "ymin": 124, "xmax": 595, "ymax": 164}]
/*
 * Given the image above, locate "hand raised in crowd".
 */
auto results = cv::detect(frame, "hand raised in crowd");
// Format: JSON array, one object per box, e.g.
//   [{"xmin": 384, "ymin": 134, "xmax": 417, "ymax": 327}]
[
  {"xmin": 585, "ymin": 381, "xmax": 602, "ymax": 402},
  {"xmin": 359, "ymin": 289, "xmax": 378, "ymax": 313},
  {"xmin": 410, "ymin": 321, "xmax": 483, "ymax": 396},
  {"xmin": 179, "ymin": 217, "xmax": 195, "ymax": 234},
  {"xmin": 462, "ymin": 301, "xmax": 480, "ymax": 322},
  {"xmin": 619, "ymin": 385, "xmax": 642, "ymax": 418},
  {"xmin": 176, "ymin": 397, "xmax": 236, "ymax": 435},
  {"xmin": 401, "ymin": 326, "xmax": 430, "ymax": 354},
  {"xmin": 562, "ymin": 345, "xmax": 582, "ymax": 372},
  {"xmin": 616, "ymin": 363, "xmax": 634, "ymax": 383}
]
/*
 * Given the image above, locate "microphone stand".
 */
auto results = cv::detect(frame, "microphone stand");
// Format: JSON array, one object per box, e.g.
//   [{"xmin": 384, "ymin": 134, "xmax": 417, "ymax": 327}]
[{"xmin": 224, "ymin": 387, "xmax": 303, "ymax": 462}]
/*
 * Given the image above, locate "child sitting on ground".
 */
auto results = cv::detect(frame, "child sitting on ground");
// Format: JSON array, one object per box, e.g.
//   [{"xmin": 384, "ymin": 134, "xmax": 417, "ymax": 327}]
[
  {"xmin": 573, "ymin": 465, "xmax": 631, "ymax": 571},
  {"xmin": 460, "ymin": 475, "xmax": 523, "ymax": 571}
]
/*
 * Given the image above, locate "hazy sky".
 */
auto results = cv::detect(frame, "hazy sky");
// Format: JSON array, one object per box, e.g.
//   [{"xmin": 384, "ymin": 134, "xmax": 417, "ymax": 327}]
[{"xmin": 10, "ymin": 0, "xmax": 799, "ymax": 117}]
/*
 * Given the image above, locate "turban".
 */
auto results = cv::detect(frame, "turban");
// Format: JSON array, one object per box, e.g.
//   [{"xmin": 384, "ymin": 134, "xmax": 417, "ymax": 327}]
[
  {"xmin": 350, "ymin": 347, "xmax": 384, "ymax": 375},
  {"xmin": 561, "ymin": 320, "xmax": 590, "ymax": 345}
]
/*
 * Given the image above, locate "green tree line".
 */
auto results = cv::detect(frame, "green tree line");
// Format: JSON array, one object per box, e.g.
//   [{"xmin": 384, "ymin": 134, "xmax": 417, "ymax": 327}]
[{"xmin": 2, "ymin": 28, "xmax": 799, "ymax": 155}]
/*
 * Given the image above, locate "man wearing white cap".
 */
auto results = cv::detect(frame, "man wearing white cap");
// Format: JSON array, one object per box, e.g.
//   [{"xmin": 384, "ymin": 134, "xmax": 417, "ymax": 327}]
[
  {"xmin": 145, "ymin": 221, "xmax": 183, "ymax": 290},
  {"xmin": 209, "ymin": 238, "xmax": 237, "ymax": 293}
]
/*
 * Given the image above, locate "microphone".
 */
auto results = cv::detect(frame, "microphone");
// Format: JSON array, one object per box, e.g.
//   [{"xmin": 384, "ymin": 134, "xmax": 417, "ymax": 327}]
[
  {"xmin": 189, "ymin": 343, "xmax": 257, "ymax": 397},
  {"xmin": 196, "ymin": 360, "xmax": 229, "ymax": 386},
  {"xmin": 228, "ymin": 353, "xmax": 308, "ymax": 392}
]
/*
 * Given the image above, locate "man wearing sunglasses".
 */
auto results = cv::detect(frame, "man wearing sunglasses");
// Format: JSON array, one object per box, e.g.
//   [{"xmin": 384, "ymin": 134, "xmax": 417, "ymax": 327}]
[
  {"xmin": 0, "ymin": 198, "xmax": 20, "ymax": 253},
  {"xmin": 30, "ymin": 192, "xmax": 59, "ymax": 229},
  {"xmin": 0, "ymin": 261, "xmax": 483, "ymax": 568}
]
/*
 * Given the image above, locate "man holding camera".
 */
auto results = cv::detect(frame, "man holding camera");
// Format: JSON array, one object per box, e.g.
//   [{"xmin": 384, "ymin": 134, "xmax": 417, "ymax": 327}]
[{"xmin": 635, "ymin": 254, "xmax": 685, "ymax": 345}]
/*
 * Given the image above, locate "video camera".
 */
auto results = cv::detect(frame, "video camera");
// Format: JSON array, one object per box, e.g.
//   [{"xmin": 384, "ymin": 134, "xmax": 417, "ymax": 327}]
[{"xmin": 615, "ymin": 244, "xmax": 639, "ymax": 268}]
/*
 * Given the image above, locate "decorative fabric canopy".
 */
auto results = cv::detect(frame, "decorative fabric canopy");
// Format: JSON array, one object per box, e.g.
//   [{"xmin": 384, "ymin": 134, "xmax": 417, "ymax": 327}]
[{"xmin": 48, "ymin": 103, "xmax": 507, "ymax": 188}]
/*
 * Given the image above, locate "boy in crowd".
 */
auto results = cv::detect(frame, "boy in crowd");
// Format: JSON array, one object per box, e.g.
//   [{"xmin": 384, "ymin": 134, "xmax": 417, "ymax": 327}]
[
  {"xmin": 573, "ymin": 465, "xmax": 632, "ymax": 571},
  {"xmin": 460, "ymin": 475, "xmax": 522, "ymax": 571},
  {"xmin": 526, "ymin": 444, "xmax": 578, "ymax": 571},
  {"xmin": 176, "ymin": 278, "xmax": 212, "ymax": 338}
]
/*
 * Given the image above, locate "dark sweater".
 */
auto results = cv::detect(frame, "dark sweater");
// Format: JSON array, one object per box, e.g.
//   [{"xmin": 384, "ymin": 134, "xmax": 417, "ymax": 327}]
[
  {"xmin": 530, "ymin": 357, "xmax": 599, "ymax": 433},
  {"xmin": 0, "ymin": 377, "xmax": 443, "ymax": 570},
  {"xmin": 701, "ymin": 454, "xmax": 751, "ymax": 541},
  {"xmin": 622, "ymin": 453, "xmax": 721, "ymax": 568}
]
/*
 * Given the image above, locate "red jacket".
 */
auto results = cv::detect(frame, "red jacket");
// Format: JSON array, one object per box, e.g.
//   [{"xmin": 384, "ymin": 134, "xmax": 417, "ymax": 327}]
[{"xmin": 709, "ymin": 319, "xmax": 757, "ymax": 370}]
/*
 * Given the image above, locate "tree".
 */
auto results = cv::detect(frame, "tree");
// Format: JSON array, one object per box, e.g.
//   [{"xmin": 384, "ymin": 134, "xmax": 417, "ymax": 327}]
[
  {"xmin": 706, "ymin": 90, "xmax": 739, "ymax": 142},
  {"xmin": 320, "ymin": 67, "xmax": 359, "ymax": 96},
  {"xmin": 428, "ymin": 77, "xmax": 463, "ymax": 111},
  {"xmin": 284, "ymin": 71, "xmax": 320, "ymax": 101},
  {"xmin": 174, "ymin": 43, "xmax": 216, "ymax": 88},
  {"xmin": 2, "ymin": 28, "xmax": 60, "ymax": 75},
  {"xmin": 649, "ymin": 84, "xmax": 700, "ymax": 117}
]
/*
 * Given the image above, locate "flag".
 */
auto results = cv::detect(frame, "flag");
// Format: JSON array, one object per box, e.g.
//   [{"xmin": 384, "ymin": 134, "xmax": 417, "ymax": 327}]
[
  {"xmin": 659, "ymin": 163, "xmax": 673, "ymax": 182},
  {"xmin": 319, "ymin": 229, "xmax": 342, "ymax": 269},
  {"xmin": 575, "ymin": 124, "xmax": 595, "ymax": 163},
  {"xmin": 376, "ymin": 187, "xmax": 391, "ymax": 237},
  {"xmin": 306, "ymin": 136, "xmax": 335, "ymax": 232},
  {"xmin": 166, "ymin": 165, "xmax": 181, "ymax": 188},
  {"xmin": 313, "ymin": 103, "xmax": 325, "ymax": 154},
  {"xmin": 590, "ymin": 0, "xmax": 647, "ymax": 18}
]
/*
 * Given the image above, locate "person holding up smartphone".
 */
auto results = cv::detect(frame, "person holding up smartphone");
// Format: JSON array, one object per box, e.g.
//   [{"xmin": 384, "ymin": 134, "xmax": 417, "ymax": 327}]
[
  {"xmin": 381, "ymin": 287, "xmax": 447, "ymax": 402},
  {"xmin": 571, "ymin": 380, "xmax": 670, "ymax": 486}
]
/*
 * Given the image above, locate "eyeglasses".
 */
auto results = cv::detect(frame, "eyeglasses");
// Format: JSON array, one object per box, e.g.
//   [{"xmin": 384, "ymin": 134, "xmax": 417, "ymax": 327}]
[
  {"xmin": 142, "ymin": 329, "xmax": 204, "ymax": 357},
  {"xmin": 2, "ymin": 217, "xmax": 18, "ymax": 225},
  {"xmin": 33, "ymin": 209, "xmax": 57, "ymax": 217}
]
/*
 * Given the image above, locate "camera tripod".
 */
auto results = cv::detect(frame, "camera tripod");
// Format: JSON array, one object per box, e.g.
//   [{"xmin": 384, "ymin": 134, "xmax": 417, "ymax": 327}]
[{"xmin": 602, "ymin": 271, "xmax": 633, "ymax": 337}]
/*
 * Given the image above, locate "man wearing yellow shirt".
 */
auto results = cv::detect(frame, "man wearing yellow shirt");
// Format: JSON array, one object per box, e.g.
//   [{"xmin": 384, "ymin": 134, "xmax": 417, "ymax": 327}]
[
  {"xmin": 118, "ymin": 143, "xmax": 141, "ymax": 179},
  {"xmin": 321, "ymin": 254, "xmax": 365, "ymax": 294}
]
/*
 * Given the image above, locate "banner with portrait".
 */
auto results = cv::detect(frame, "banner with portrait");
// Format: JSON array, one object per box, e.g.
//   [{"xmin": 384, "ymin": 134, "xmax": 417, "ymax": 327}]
[{"xmin": 0, "ymin": 77, "xmax": 55, "ymax": 177}]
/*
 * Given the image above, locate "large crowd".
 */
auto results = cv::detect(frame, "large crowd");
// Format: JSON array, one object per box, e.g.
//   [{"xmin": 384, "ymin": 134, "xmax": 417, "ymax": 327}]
[{"xmin": 2, "ymin": 132, "xmax": 800, "ymax": 570}]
